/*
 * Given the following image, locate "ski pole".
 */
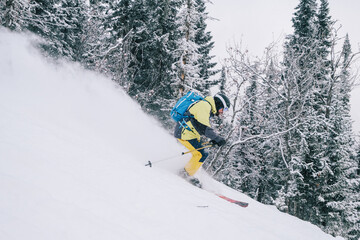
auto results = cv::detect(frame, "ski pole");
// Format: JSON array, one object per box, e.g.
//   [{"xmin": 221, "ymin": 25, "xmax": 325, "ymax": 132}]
[
  {"xmin": 145, "ymin": 144, "xmax": 213, "ymax": 167},
  {"xmin": 181, "ymin": 144, "xmax": 213, "ymax": 155}
]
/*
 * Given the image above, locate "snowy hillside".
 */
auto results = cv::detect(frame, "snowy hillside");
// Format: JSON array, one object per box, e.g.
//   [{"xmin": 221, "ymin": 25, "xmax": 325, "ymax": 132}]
[{"xmin": 0, "ymin": 29, "xmax": 343, "ymax": 240}]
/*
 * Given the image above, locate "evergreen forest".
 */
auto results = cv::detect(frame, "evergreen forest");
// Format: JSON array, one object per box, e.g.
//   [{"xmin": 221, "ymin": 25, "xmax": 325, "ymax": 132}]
[{"xmin": 1, "ymin": 0, "xmax": 359, "ymax": 239}]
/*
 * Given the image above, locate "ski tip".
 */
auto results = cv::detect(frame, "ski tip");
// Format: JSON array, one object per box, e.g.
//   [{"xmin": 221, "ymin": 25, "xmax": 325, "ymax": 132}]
[
  {"xmin": 217, "ymin": 194, "xmax": 249, "ymax": 208},
  {"xmin": 235, "ymin": 202, "xmax": 249, "ymax": 207}
]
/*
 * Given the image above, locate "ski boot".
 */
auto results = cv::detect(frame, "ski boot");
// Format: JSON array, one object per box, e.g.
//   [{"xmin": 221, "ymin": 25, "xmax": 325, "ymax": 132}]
[{"xmin": 178, "ymin": 168, "xmax": 202, "ymax": 188}]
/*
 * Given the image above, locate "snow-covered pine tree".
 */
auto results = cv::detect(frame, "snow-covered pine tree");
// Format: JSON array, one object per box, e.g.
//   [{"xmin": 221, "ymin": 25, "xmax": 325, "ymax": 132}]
[
  {"xmin": 81, "ymin": 0, "xmax": 111, "ymax": 71},
  {"xmin": 26, "ymin": 0, "xmax": 86, "ymax": 60},
  {"xmin": 295, "ymin": 0, "xmax": 335, "ymax": 227},
  {"xmin": 0, "ymin": 0, "xmax": 28, "ymax": 31},
  {"xmin": 213, "ymin": 71, "xmax": 263, "ymax": 198},
  {"xmin": 26, "ymin": 0, "xmax": 52, "ymax": 35},
  {"xmin": 173, "ymin": 0, "xmax": 201, "ymax": 96},
  {"xmin": 280, "ymin": 0, "xmax": 324, "ymax": 221},
  {"xmin": 26, "ymin": 0, "xmax": 59, "ymax": 56},
  {"xmin": 314, "ymin": 0, "xmax": 332, "ymax": 117},
  {"xmin": 130, "ymin": 0, "xmax": 182, "ymax": 128},
  {"xmin": 357, "ymin": 143, "xmax": 360, "ymax": 176},
  {"xmin": 205, "ymin": 45, "xmax": 283, "ymax": 204},
  {"xmin": 322, "ymin": 34, "xmax": 360, "ymax": 240},
  {"xmin": 192, "ymin": 0, "xmax": 218, "ymax": 95},
  {"xmin": 232, "ymin": 73, "xmax": 268, "ymax": 201},
  {"xmin": 229, "ymin": 50, "xmax": 290, "ymax": 205},
  {"xmin": 217, "ymin": 66, "xmax": 226, "ymax": 92},
  {"xmin": 52, "ymin": 0, "xmax": 87, "ymax": 61},
  {"xmin": 281, "ymin": 1, "xmax": 359, "ymax": 238},
  {"xmin": 283, "ymin": 0, "xmax": 318, "ymax": 98},
  {"xmin": 98, "ymin": 0, "xmax": 135, "ymax": 84},
  {"xmin": 86, "ymin": 0, "xmax": 181, "ymax": 130},
  {"xmin": 257, "ymin": 58, "xmax": 290, "ymax": 205},
  {"xmin": 204, "ymin": 44, "xmax": 249, "ymax": 184}
]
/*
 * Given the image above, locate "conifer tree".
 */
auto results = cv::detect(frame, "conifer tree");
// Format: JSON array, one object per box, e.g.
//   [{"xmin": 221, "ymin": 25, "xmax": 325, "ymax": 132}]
[
  {"xmin": 357, "ymin": 144, "xmax": 360, "ymax": 176},
  {"xmin": 130, "ymin": 0, "xmax": 182, "ymax": 127},
  {"xmin": 173, "ymin": 0, "xmax": 201, "ymax": 96},
  {"xmin": 173, "ymin": 0, "xmax": 217, "ymax": 96},
  {"xmin": 205, "ymin": 48, "xmax": 282, "ymax": 204},
  {"xmin": 257, "ymin": 59, "xmax": 289, "ymax": 204},
  {"xmin": 193, "ymin": 0, "xmax": 218, "ymax": 94},
  {"xmin": 281, "ymin": 2, "xmax": 359, "ymax": 238},
  {"xmin": 316, "ymin": 0, "xmax": 332, "ymax": 54},
  {"xmin": 284, "ymin": 0, "xmax": 317, "ymax": 96},
  {"xmin": 53, "ymin": 0, "xmax": 87, "ymax": 61},
  {"xmin": 280, "ymin": 0, "xmax": 319, "ymax": 220},
  {"xmin": 81, "ymin": 0, "xmax": 111, "ymax": 71},
  {"xmin": 217, "ymin": 67, "xmax": 226, "ymax": 92},
  {"xmin": 98, "ymin": 0, "xmax": 136, "ymax": 83},
  {"xmin": 322, "ymin": 34, "xmax": 360, "ymax": 240},
  {"xmin": 97, "ymin": 0, "xmax": 181, "ymax": 128},
  {"xmin": 314, "ymin": 0, "xmax": 332, "ymax": 116},
  {"xmin": 228, "ymin": 74, "xmax": 273, "ymax": 202},
  {"xmin": 26, "ymin": 0, "xmax": 58, "ymax": 55},
  {"xmin": 26, "ymin": 0, "xmax": 86, "ymax": 60},
  {"xmin": 204, "ymin": 1, "xmax": 358, "ymax": 238},
  {"xmin": 0, "ymin": 0, "xmax": 28, "ymax": 31},
  {"xmin": 214, "ymin": 74, "xmax": 262, "ymax": 197},
  {"xmin": 297, "ymin": 0, "xmax": 334, "ymax": 225}
]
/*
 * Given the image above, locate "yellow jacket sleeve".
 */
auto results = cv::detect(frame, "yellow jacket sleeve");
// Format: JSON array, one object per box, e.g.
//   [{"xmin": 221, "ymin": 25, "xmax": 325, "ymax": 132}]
[{"xmin": 189, "ymin": 101, "xmax": 212, "ymax": 127}]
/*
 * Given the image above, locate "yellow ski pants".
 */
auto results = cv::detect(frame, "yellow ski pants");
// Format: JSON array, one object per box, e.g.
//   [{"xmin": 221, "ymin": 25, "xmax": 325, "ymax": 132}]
[{"xmin": 178, "ymin": 139, "xmax": 209, "ymax": 176}]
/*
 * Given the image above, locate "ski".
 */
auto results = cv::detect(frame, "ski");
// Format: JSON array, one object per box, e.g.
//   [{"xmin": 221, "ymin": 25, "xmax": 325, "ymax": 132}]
[
  {"xmin": 178, "ymin": 170, "xmax": 249, "ymax": 207},
  {"xmin": 216, "ymin": 194, "xmax": 249, "ymax": 208}
]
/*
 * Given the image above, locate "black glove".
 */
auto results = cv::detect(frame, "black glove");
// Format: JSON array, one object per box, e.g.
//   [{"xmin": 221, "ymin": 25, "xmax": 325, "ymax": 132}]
[{"xmin": 210, "ymin": 137, "xmax": 226, "ymax": 146}]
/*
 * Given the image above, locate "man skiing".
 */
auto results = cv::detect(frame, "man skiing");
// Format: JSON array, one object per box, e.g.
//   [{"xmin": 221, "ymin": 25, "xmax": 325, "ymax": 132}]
[{"xmin": 174, "ymin": 93, "xmax": 230, "ymax": 186}]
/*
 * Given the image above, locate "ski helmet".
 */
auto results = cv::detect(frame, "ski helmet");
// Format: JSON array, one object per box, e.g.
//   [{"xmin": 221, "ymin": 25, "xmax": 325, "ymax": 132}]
[{"xmin": 214, "ymin": 93, "xmax": 230, "ymax": 112}]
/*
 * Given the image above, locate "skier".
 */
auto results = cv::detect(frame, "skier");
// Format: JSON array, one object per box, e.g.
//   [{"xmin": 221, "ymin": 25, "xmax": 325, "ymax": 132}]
[{"xmin": 174, "ymin": 93, "xmax": 230, "ymax": 186}]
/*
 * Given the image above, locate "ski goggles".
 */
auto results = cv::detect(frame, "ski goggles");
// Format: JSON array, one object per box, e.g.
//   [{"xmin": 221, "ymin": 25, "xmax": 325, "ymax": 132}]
[{"xmin": 218, "ymin": 107, "xmax": 228, "ymax": 113}]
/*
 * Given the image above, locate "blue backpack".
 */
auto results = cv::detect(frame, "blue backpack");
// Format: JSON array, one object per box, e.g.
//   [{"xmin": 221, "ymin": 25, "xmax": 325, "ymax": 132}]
[{"xmin": 170, "ymin": 91, "xmax": 204, "ymax": 129}]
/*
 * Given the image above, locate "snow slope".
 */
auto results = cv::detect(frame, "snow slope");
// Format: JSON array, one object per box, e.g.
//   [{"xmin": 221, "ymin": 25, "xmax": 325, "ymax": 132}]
[{"xmin": 0, "ymin": 29, "xmax": 343, "ymax": 240}]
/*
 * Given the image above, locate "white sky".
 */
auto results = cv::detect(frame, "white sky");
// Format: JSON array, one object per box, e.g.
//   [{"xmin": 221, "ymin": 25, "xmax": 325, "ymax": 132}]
[{"xmin": 207, "ymin": 0, "xmax": 360, "ymax": 134}]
